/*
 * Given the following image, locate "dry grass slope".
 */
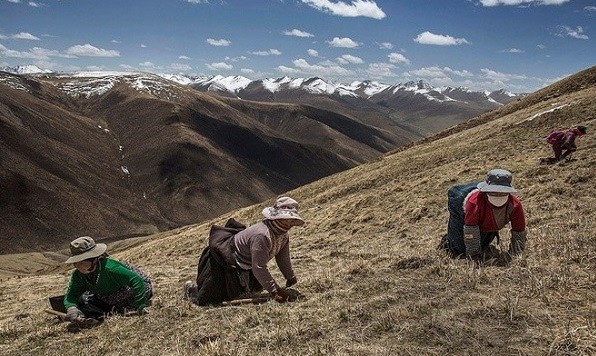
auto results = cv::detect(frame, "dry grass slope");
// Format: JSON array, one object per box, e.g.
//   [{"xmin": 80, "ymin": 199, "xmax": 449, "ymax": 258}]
[{"xmin": 0, "ymin": 68, "xmax": 594, "ymax": 355}]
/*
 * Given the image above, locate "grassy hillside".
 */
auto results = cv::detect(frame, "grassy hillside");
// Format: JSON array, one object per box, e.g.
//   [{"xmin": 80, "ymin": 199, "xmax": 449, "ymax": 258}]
[{"xmin": 0, "ymin": 68, "xmax": 594, "ymax": 355}]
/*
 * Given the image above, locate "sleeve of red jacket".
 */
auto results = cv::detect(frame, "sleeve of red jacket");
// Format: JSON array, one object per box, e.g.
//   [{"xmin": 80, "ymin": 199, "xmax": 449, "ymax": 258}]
[
  {"xmin": 464, "ymin": 193, "xmax": 480, "ymax": 226},
  {"xmin": 509, "ymin": 200, "xmax": 527, "ymax": 232}
]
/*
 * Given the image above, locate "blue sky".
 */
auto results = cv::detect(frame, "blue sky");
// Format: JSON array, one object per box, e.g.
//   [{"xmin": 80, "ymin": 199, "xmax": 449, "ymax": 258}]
[{"xmin": 0, "ymin": 0, "xmax": 594, "ymax": 92}]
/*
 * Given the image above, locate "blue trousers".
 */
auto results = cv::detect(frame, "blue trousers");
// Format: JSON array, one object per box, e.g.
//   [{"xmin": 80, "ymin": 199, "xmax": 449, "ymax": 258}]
[{"xmin": 444, "ymin": 185, "xmax": 498, "ymax": 256}]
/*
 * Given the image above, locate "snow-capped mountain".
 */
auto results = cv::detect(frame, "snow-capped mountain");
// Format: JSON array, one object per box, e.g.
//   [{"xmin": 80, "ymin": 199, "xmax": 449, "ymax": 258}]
[
  {"xmin": 177, "ymin": 73, "xmax": 521, "ymax": 107},
  {"xmin": 0, "ymin": 65, "xmax": 52, "ymax": 75},
  {"xmin": 2, "ymin": 67, "xmax": 524, "ymax": 137}
]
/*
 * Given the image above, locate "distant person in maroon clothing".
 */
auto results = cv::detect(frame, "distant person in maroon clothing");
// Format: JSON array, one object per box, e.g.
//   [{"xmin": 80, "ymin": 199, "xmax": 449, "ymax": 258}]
[{"xmin": 540, "ymin": 125, "xmax": 587, "ymax": 165}]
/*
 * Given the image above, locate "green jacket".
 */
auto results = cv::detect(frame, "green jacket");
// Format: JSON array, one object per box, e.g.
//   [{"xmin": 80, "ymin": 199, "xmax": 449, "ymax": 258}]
[{"xmin": 64, "ymin": 258, "xmax": 149, "ymax": 310}]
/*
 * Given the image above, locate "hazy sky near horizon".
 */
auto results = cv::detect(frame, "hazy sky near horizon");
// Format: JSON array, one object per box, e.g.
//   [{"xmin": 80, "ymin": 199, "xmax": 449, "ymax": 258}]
[{"xmin": 1, "ymin": 0, "xmax": 594, "ymax": 92}]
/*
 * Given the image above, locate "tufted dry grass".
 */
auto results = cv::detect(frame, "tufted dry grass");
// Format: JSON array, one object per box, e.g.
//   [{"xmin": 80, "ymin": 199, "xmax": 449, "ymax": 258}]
[{"xmin": 0, "ymin": 70, "xmax": 594, "ymax": 355}]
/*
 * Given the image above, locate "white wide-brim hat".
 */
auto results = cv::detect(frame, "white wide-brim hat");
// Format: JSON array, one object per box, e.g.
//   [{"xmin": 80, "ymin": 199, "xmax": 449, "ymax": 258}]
[{"xmin": 262, "ymin": 196, "xmax": 304, "ymax": 226}]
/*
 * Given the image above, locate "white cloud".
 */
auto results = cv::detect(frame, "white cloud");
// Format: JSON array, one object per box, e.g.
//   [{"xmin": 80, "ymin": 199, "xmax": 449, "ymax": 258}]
[
  {"xmin": 283, "ymin": 29, "xmax": 314, "ymax": 37},
  {"xmin": 414, "ymin": 31, "xmax": 469, "ymax": 46},
  {"xmin": 379, "ymin": 42, "xmax": 393, "ymax": 50},
  {"xmin": 408, "ymin": 66, "xmax": 474, "ymax": 79},
  {"xmin": 0, "ymin": 34, "xmax": 8, "ymax": 39},
  {"xmin": 277, "ymin": 65, "xmax": 301, "ymax": 74},
  {"xmin": 537, "ymin": 44, "xmax": 546, "ymax": 49},
  {"xmin": 185, "ymin": 0, "xmax": 209, "ymax": 3},
  {"xmin": 207, "ymin": 62, "xmax": 233, "ymax": 70},
  {"xmin": 241, "ymin": 68, "xmax": 254, "ymax": 74},
  {"xmin": 290, "ymin": 58, "xmax": 355, "ymax": 77},
  {"xmin": 119, "ymin": 64, "xmax": 136, "ymax": 70},
  {"xmin": 0, "ymin": 43, "xmax": 74, "ymax": 59},
  {"xmin": 0, "ymin": 43, "xmax": 37, "ymax": 58},
  {"xmin": 6, "ymin": 0, "xmax": 20, "ymax": 3},
  {"xmin": 12, "ymin": 32, "xmax": 40, "ymax": 40},
  {"xmin": 327, "ymin": 37, "xmax": 360, "ymax": 48},
  {"xmin": 30, "ymin": 47, "xmax": 75, "ymax": 58},
  {"xmin": 388, "ymin": 52, "xmax": 410, "ymax": 64},
  {"xmin": 28, "ymin": 2, "xmax": 42, "ymax": 7},
  {"xmin": 111, "ymin": 39, "xmax": 121, "ymax": 44},
  {"xmin": 179, "ymin": 55, "xmax": 191, "ymax": 60},
  {"xmin": 224, "ymin": 55, "xmax": 247, "ymax": 62},
  {"xmin": 481, "ymin": 68, "xmax": 527, "ymax": 81},
  {"xmin": 206, "ymin": 38, "xmax": 231, "ymax": 46},
  {"xmin": 301, "ymin": 0, "xmax": 386, "ymax": 19},
  {"xmin": 140, "ymin": 44, "xmax": 147, "ymax": 48},
  {"xmin": 366, "ymin": 63, "xmax": 396, "ymax": 78},
  {"xmin": 85, "ymin": 65, "xmax": 104, "ymax": 71},
  {"xmin": 585, "ymin": 6, "xmax": 596, "ymax": 12},
  {"xmin": 337, "ymin": 54, "xmax": 363, "ymax": 64},
  {"xmin": 66, "ymin": 44, "xmax": 120, "ymax": 57},
  {"xmin": 249, "ymin": 49, "xmax": 282, "ymax": 56},
  {"xmin": 501, "ymin": 48, "xmax": 524, "ymax": 53},
  {"xmin": 171, "ymin": 63, "xmax": 192, "ymax": 71},
  {"xmin": 139, "ymin": 61, "xmax": 155, "ymax": 68},
  {"xmin": 308, "ymin": 49, "xmax": 319, "ymax": 57},
  {"xmin": 556, "ymin": 26, "xmax": 589, "ymax": 40},
  {"xmin": 478, "ymin": 0, "xmax": 570, "ymax": 6}
]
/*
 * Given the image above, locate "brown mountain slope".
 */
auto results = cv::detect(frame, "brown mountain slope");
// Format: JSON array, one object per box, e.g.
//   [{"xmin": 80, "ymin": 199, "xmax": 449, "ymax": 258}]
[
  {"xmin": 0, "ymin": 72, "xmax": 416, "ymax": 253},
  {"xmin": 0, "ymin": 67, "xmax": 593, "ymax": 354},
  {"xmin": 0, "ymin": 78, "xmax": 167, "ymax": 253}
]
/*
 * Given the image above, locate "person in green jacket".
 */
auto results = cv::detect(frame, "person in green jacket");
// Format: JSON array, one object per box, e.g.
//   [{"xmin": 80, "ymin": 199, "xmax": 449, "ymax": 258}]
[{"xmin": 60, "ymin": 236, "xmax": 152, "ymax": 321}]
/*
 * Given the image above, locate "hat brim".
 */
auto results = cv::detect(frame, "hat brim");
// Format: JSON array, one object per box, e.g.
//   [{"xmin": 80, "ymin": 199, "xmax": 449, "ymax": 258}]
[
  {"xmin": 477, "ymin": 181, "xmax": 516, "ymax": 193},
  {"xmin": 262, "ymin": 207, "xmax": 305, "ymax": 226},
  {"xmin": 65, "ymin": 243, "xmax": 107, "ymax": 264}
]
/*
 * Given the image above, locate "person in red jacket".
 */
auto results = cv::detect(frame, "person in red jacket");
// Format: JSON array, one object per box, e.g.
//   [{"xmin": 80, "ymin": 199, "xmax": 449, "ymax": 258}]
[
  {"xmin": 540, "ymin": 125, "xmax": 587, "ymax": 164},
  {"xmin": 442, "ymin": 169, "xmax": 527, "ymax": 262}
]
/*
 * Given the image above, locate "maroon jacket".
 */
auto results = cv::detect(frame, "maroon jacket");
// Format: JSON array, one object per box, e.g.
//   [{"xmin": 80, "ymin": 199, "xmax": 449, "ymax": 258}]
[
  {"xmin": 464, "ymin": 191, "xmax": 526, "ymax": 233},
  {"xmin": 548, "ymin": 129, "xmax": 580, "ymax": 149}
]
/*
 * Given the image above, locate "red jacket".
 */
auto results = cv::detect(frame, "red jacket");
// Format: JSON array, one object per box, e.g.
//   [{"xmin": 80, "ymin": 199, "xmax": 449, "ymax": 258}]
[{"xmin": 464, "ymin": 190, "xmax": 526, "ymax": 233}]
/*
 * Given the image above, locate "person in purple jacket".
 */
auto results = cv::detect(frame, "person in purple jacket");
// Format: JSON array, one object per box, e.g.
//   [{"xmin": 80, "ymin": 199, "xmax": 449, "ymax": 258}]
[
  {"xmin": 185, "ymin": 197, "xmax": 304, "ymax": 305},
  {"xmin": 540, "ymin": 125, "xmax": 587, "ymax": 164}
]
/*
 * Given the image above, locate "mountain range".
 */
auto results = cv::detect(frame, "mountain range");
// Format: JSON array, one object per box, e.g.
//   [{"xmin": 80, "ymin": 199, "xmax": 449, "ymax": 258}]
[
  {"xmin": 2, "ymin": 65, "xmax": 522, "ymax": 136},
  {"xmin": 0, "ymin": 65, "xmax": 523, "ymax": 253}
]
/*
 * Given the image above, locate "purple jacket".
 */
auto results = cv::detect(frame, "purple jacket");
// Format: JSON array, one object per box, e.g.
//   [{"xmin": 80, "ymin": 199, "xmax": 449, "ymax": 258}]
[{"xmin": 233, "ymin": 221, "xmax": 295, "ymax": 293}]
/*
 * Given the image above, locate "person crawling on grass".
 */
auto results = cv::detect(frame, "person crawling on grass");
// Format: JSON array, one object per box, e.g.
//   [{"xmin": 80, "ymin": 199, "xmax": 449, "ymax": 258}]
[
  {"xmin": 51, "ymin": 236, "xmax": 152, "ymax": 322},
  {"xmin": 540, "ymin": 125, "xmax": 587, "ymax": 165},
  {"xmin": 439, "ymin": 169, "xmax": 527, "ymax": 264},
  {"xmin": 184, "ymin": 197, "xmax": 304, "ymax": 306}
]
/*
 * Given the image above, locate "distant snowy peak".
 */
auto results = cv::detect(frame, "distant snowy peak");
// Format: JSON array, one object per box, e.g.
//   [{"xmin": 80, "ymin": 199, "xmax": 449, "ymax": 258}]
[
  {"xmin": 187, "ymin": 75, "xmax": 252, "ymax": 95},
  {"xmin": 1, "ymin": 65, "xmax": 52, "ymax": 74},
  {"xmin": 49, "ymin": 72, "xmax": 184, "ymax": 100},
  {"xmin": 1, "ymin": 67, "xmax": 523, "ymax": 106}
]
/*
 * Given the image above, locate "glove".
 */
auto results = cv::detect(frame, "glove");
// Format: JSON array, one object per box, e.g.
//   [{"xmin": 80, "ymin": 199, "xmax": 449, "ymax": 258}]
[
  {"xmin": 508, "ymin": 230, "xmax": 527, "ymax": 257},
  {"xmin": 463, "ymin": 225, "xmax": 482, "ymax": 258},
  {"xmin": 285, "ymin": 276, "xmax": 297, "ymax": 288},
  {"xmin": 66, "ymin": 306, "xmax": 84, "ymax": 322},
  {"xmin": 273, "ymin": 288, "xmax": 299, "ymax": 303}
]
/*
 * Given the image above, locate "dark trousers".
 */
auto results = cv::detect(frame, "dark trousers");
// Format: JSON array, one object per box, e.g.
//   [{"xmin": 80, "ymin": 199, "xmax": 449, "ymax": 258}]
[
  {"xmin": 443, "ymin": 191, "xmax": 498, "ymax": 256},
  {"xmin": 194, "ymin": 247, "xmax": 262, "ymax": 306},
  {"xmin": 49, "ymin": 293, "xmax": 118, "ymax": 319}
]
